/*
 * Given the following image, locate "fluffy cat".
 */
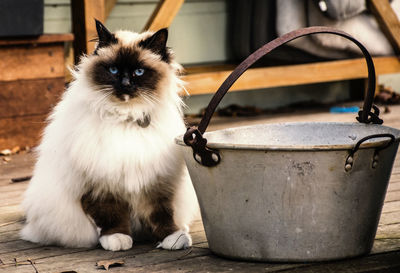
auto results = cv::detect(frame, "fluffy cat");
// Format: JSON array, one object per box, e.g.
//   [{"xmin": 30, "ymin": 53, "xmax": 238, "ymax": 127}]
[{"xmin": 20, "ymin": 20, "xmax": 199, "ymax": 251}]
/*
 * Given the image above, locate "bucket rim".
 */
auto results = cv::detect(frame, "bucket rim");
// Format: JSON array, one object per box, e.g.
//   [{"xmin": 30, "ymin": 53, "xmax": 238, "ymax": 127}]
[{"xmin": 175, "ymin": 122, "xmax": 400, "ymax": 151}]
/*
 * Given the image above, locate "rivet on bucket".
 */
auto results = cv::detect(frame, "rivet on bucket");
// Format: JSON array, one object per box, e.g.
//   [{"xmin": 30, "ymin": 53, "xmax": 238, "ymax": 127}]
[{"xmin": 345, "ymin": 133, "xmax": 395, "ymax": 172}]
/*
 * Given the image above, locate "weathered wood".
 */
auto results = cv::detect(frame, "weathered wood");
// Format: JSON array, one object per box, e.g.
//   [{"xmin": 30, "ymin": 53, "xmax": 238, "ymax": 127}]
[
  {"xmin": 0, "ymin": 153, "xmax": 35, "ymax": 184},
  {"xmin": 0, "ymin": 114, "xmax": 47, "ymax": 150},
  {"xmin": 369, "ymin": 0, "xmax": 400, "ymax": 54},
  {"xmin": 385, "ymin": 191, "xmax": 400, "ymax": 202},
  {"xmin": 0, "ymin": 230, "xmax": 21, "ymax": 243},
  {"xmin": 0, "ymin": 78, "xmax": 64, "ymax": 119},
  {"xmin": 382, "ymin": 200, "xmax": 400, "ymax": 213},
  {"xmin": 182, "ymin": 57, "xmax": 400, "ymax": 95},
  {"xmin": 377, "ymin": 223, "xmax": 400, "ymax": 239},
  {"xmin": 380, "ymin": 211, "xmax": 400, "ymax": 225},
  {"xmin": 0, "ymin": 221, "xmax": 23, "ymax": 234},
  {"xmin": 388, "ymin": 182, "xmax": 400, "ymax": 192},
  {"xmin": 0, "ymin": 184, "xmax": 26, "ymax": 207},
  {"xmin": 185, "ymin": 64, "xmax": 237, "ymax": 75},
  {"xmin": 143, "ymin": 0, "xmax": 185, "ymax": 31},
  {"xmin": 0, "ymin": 204, "xmax": 23, "ymax": 223},
  {"xmin": 71, "ymin": 0, "xmax": 105, "ymax": 63},
  {"xmin": 0, "ymin": 34, "xmax": 73, "ymax": 46},
  {"xmin": 0, "ymin": 247, "xmax": 206, "ymax": 273},
  {"xmin": 0, "ymin": 44, "xmax": 65, "ymax": 82}
]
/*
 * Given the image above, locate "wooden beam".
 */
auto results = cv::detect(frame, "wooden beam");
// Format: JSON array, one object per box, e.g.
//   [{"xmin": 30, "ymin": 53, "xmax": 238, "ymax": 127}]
[
  {"xmin": 182, "ymin": 57, "xmax": 400, "ymax": 95},
  {"xmin": 369, "ymin": 0, "xmax": 400, "ymax": 54},
  {"xmin": 71, "ymin": 0, "xmax": 105, "ymax": 63},
  {"xmin": 143, "ymin": 0, "xmax": 184, "ymax": 31}
]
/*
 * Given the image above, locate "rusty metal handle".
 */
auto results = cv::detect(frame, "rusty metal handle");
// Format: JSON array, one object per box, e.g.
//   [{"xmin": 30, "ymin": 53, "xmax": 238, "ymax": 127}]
[
  {"xmin": 184, "ymin": 26, "xmax": 382, "ymax": 167},
  {"xmin": 345, "ymin": 133, "xmax": 395, "ymax": 172}
]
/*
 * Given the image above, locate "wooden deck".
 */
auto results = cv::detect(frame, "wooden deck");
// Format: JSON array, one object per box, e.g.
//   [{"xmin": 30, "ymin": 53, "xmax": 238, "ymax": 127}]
[{"xmin": 1, "ymin": 104, "xmax": 400, "ymax": 272}]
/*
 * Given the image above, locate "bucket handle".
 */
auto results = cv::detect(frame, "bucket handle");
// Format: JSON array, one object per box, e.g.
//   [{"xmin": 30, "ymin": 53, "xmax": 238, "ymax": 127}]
[
  {"xmin": 184, "ymin": 26, "xmax": 382, "ymax": 167},
  {"xmin": 345, "ymin": 133, "xmax": 395, "ymax": 172}
]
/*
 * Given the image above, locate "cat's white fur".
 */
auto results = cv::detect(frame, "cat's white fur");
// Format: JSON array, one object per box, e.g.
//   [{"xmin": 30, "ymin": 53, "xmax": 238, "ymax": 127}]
[{"xmin": 20, "ymin": 30, "xmax": 198, "ymax": 250}]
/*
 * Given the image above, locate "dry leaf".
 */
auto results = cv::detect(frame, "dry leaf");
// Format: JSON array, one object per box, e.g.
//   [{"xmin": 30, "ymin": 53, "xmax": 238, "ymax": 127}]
[
  {"xmin": 96, "ymin": 259, "xmax": 124, "ymax": 270},
  {"xmin": 0, "ymin": 149, "xmax": 11, "ymax": 156},
  {"xmin": 11, "ymin": 146, "xmax": 20, "ymax": 154}
]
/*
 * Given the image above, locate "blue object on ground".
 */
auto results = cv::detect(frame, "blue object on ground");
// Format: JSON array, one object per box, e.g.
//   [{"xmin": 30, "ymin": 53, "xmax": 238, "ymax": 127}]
[{"xmin": 330, "ymin": 106, "xmax": 360, "ymax": 113}]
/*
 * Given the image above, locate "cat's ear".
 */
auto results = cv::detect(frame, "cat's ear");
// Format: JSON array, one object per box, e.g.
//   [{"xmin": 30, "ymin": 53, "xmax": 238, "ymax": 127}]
[
  {"xmin": 95, "ymin": 19, "xmax": 116, "ymax": 48},
  {"xmin": 140, "ymin": 28, "xmax": 169, "ymax": 56}
]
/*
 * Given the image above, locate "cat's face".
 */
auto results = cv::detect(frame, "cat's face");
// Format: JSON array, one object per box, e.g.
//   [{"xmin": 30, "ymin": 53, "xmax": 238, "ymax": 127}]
[{"xmin": 85, "ymin": 20, "xmax": 176, "ymax": 103}]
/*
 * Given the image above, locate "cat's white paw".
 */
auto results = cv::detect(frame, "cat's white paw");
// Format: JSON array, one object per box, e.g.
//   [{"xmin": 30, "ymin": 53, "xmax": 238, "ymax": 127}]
[
  {"xmin": 99, "ymin": 233, "xmax": 133, "ymax": 251},
  {"xmin": 156, "ymin": 230, "xmax": 192, "ymax": 250}
]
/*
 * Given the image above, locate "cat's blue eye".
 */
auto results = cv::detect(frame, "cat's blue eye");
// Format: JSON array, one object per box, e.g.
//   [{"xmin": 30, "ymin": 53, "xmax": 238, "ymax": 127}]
[
  {"xmin": 134, "ymin": 68, "xmax": 145, "ymax": 76},
  {"xmin": 109, "ymin": 67, "xmax": 118, "ymax": 74}
]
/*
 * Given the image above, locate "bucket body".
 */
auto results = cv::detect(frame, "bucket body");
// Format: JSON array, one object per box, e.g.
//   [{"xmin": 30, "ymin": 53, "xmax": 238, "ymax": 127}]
[{"xmin": 177, "ymin": 122, "xmax": 400, "ymax": 261}]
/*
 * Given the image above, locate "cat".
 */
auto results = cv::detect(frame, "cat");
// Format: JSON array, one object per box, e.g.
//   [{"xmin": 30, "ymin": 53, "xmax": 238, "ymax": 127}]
[{"xmin": 20, "ymin": 19, "xmax": 199, "ymax": 251}]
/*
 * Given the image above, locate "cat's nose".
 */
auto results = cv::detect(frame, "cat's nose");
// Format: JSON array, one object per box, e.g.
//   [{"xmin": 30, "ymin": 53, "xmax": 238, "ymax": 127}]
[{"xmin": 122, "ymin": 77, "xmax": 130, "ymax": 87}]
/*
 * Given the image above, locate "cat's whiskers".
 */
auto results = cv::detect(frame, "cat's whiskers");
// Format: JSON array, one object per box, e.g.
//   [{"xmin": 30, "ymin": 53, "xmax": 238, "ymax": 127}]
[
  {"xmin": 90, "ymin": 88, "xmax": 114, "ymax": 119},
  {"xmin": 140, "ymin": 91, "xmax": 161, "ymax": 105}
]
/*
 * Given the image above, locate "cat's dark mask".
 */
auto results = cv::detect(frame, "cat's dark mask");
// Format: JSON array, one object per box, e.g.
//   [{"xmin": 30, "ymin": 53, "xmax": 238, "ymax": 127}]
[{"xmin": 90, "ymin": 20, "xmax": 172, "ymax": 102}]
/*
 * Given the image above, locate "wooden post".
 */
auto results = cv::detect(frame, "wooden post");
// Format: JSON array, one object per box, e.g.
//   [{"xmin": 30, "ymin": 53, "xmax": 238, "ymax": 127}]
[
  {"xmin": 369, "ymin": 0, "xmax": 400, "ymax": 54},
  {"xmin": 143, "ymin": 0, "xmax": 185, "ymax": 31},
  {"xmin": 71, "ymin": 0, "xmax": 105, "ymax": 63}
]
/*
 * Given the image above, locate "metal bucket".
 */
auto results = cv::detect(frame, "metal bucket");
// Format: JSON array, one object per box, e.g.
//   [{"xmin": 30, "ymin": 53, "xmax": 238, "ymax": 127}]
[{"xmin": 176, "ymin": 27, "xmax": 400, "ymax": 261}]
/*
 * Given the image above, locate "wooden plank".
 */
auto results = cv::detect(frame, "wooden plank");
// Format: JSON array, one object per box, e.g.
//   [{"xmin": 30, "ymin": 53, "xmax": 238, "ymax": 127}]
[
  {"xmin": 0, "ymin": 114, "xmax": 47, "ymax": 150},
  {"xmin": 0, "ymin": 221, "xmax": 23, "ymax": 234},
  {"xmin": 143, "ymin": 0, "xmax": 185, "ymax": 31},
  {"xmin": 0, "ymin": 205, "xmax": 24, "ymax": 227},
  {"xmin": 71, "ymin": 0, "xmax": 105, "ymax": 63},
  {"xmin": 0, "ymin": 230, "xmax": 205, "ymax": 265},
  {"xmin": 0, "ymin": 34, "xmax": 73, "ymax": 46},
  {"xmin": 388, "ymin": 182, "xmax": 400, "ymax": 192},
  {"xmin": 382, "ymin": 200, "xmax": 400, "ymax": 213},
  {"xmin": 377, "ymin": 223, "xmax": 400, "ymax": 239},
  {"xmin": 380, "ymin": 210, "xmax": 400, "ymax": 225},
  {"xmin": 369, "ymin": 0, "xmax": 400, "ymax": 54},
  {"xmin": 0, "ymin": 78, "xmax": 64, "ymax": 119},
  {"xmin": 30, "ymin": 249, "xmax": 399, "ymax": 273},
  {"xmin": 0, "ymin": 183, "xmax": 27, "ymax": 207},
  {"xmin": 0, "ymin": 230, "xmax": 20, "ymax": 243},
  {"xmin": 182, "ymin": 57, "xmax": 400, "ymax": 95},
  {"xmin": 184, "ymin": 63, "xmax": 237, "ymax": 74},
  {"xmin": 84, "ymin": 0, "xmax": 105, "ymax": 54},
  {"xmin": 0, "ymin": 153, "xmax": 35, "ymax": 184},
  {"xmin": 0, "ymin": 44, "xmax": 65, "ymax": 82},
  {"xmin": 372, "ymin": 238, "xmax": 400, "ymax": 254},
  {"xmin": 385, "ymin": 191, "xmax": 400, "ymax": 202}
]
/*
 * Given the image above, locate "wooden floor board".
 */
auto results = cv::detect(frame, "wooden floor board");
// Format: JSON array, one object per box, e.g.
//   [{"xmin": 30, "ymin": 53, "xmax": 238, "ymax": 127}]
[
  {"xmin": 2, "ymin": 104, "xmax": 400, "ymax": 272},
  {"xmin": 382, "ymin": 200, "xmax": 400, "ymax": 213},
  {"xmin": 384, "ymin": 191, "xmax": 400, "ymax": 202}
]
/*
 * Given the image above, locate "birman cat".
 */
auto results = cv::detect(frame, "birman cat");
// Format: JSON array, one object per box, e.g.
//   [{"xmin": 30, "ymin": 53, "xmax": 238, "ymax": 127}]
[{"xmin": 21, "ymin": 20, "xmax": 198, "ymax": 251}]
